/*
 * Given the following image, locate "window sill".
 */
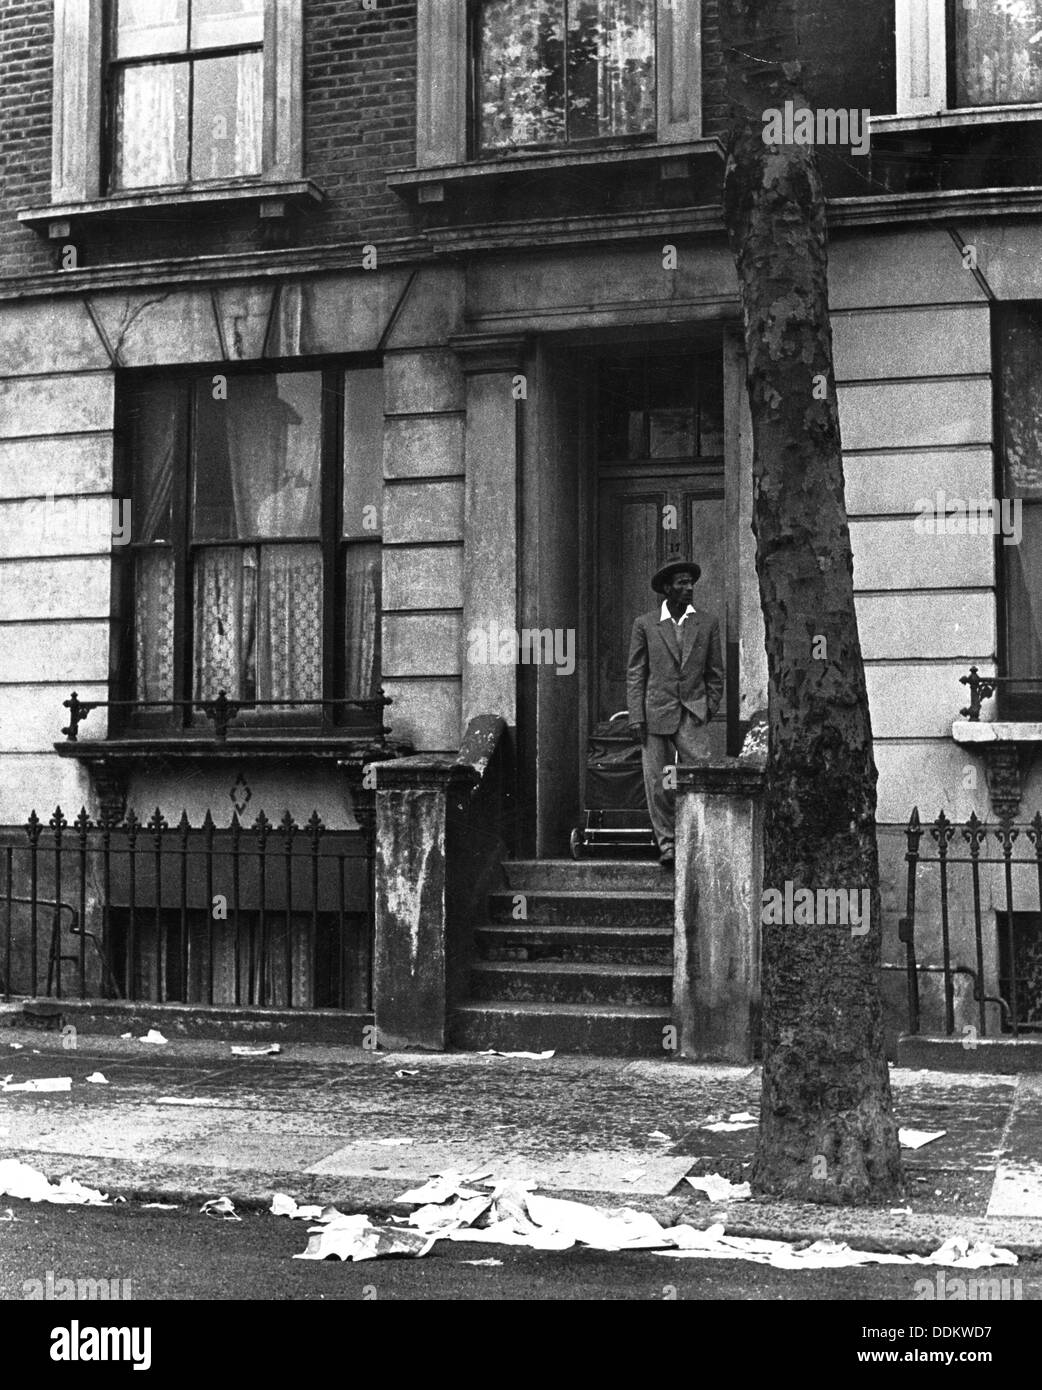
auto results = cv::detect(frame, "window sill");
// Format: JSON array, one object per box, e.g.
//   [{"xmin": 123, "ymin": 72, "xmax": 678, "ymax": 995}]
[
  {"xmin": 55, "ymin": 735, "xmax": 393, "ymax": 764},
  {"xmin": 387, "ymin": 138, "xmax": 723, "ymax": 201},
  {"xmin": 871, "ymin": 105, "xmax": 1042, "ymax": 135},
  {"xmin": 952, "ymin": 721, "xmax": 1042, "ymax": 744},
  {"xmin": 18, "ymin": 179, "xmax": 326, "ymax": 238}
]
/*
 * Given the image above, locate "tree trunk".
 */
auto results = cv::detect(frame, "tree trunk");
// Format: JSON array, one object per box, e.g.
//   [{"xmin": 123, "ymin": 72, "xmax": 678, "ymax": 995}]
[{"xmin": 719, "ymin": 0, "xmax": 903, "ymax": 1202}]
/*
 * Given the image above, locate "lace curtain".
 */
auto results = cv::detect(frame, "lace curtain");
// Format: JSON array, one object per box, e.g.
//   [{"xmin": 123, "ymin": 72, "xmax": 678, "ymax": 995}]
[
  {"xmin": 955, "ymin": 0, "xmax": 1042, "ymax": 107},
  {"xmin": 1000, "ymin": 305, "xmax": 1042, "ymax": 683},
  {"xmin": 115, "ymin": 64, "xmax": 187, "ymax": 189},
  {"xmin": 132, "ymin": 385, "xmax": 179, "ymax": 702}
]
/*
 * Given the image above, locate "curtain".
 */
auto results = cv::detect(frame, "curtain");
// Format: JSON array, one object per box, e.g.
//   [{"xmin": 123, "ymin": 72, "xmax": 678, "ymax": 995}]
[
  {"xmin": 116, "ymin": 63, "xmax": 187, "ymax": 189},
  {"xmin": 194, "ymin": 547, "xmax": 256, "ymax": 700},
  {"xmin": 955, "ymin": 0, "xmax": 1042, "ymax": 107},
  {"xmin": 594, "ymin": 0, "xmax": 655, "ymax": 137},
  {"xmin": 235, "ymin": 50, "xmax": 263, "ymax": 175},
  {"xmin": 257, "ymin": 544, "xmax": 323, "ymax": 701},
  {"xmin": 344, "ymin": 545, "xmax": 380, "ymax": 700},
  {"xmin": 132, "ymin": 383, "xmax": 180, "ymax": 702}
]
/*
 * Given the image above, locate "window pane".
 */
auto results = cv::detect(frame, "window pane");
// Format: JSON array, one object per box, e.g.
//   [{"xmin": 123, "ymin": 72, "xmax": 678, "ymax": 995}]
[
  {"xmin": 190, "ymin": 0, "xmax": 264, "ymax": 49},
  {"xmin": 479, "ymin": 0, "xmax": 566, "ymax": 149},
  {"xmin": 128, "ymin": 380, "xmax": 183, "ymax": 542},
  {"xmin": 114, "ymin": 63, "xmax": 189, "ymax": 189},
  {"xmin": 134, "ymin": 551, "xmax": 176, "ymax": 702},
  {"xmin": 342, "ymin": 370, "xmax": 384, "ymax": 538},
  {"xmin": 1000, "ymin": 305, "xmax": 1042, "ymax": 690},
  {"xmin": 193, "ymin": 373, "xmax": 322, "ymax": 540},
  {"xmin": 194, "ymin": 546, "xmax": 258, "ymax": 701},
  {"xmin": 194, "ymin": 544, "xmax": 323, "ymax": 704},
  {"xmin": 344, "ymin": 543, "xmax": 381, "ymax": 699},
  {"xmin": 567, "ymin": 0, "xmax": 656, "ymax": 139},
  {"xmin": 258, "ymin": 544, "xmax": 323, "ymax": 701},
  {"xmin": 955, "ymin": 0, "xmax": 1042, "ymax": 107},
  {"xmin": 115, "ymin": 0, "xmax": 188, "ymax": 58},
  {"xmin": 191, "ymin": 51, "xmax": 263, "ymax": 180}
]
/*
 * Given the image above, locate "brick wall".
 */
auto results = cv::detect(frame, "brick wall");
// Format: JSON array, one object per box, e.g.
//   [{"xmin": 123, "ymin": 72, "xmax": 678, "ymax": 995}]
[{"xmin": 0, "ymin": 0, "xmax": 419, "ymax": 280}]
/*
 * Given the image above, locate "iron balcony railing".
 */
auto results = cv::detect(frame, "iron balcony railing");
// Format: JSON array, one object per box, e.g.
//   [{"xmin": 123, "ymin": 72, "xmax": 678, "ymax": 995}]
[
  {"xmin": 61, "ymin": 689, "xmax": 393, "ymax": 742},
  {"xmin": 1, "ymin": 807, "xmax": 372, "ymax": 1011},
  {"xmin": 900, "ymin": 807, "xmax": 1042, "ymax": 1039},
  {"xmin": 958, "ymin": 666, "xmax": 1042, "ymax": 722}
]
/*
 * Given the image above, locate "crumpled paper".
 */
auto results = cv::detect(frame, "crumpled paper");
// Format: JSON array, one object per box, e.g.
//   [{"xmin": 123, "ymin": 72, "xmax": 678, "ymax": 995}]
[
  {"xmin": 656, "ymin": 1223, "xmax": 1017, "ymax": 1269},
  {"xmin": 701, "ymin": 1111, "xmax": 758, "ymax": 1133},
  {"xmin": 139, "ymin": 1029, "xmax": 168, "ymax": 1045},
  {"xmin": 270, "ymin": 1192, "xmax": 344, "ymax": 1222},
  {"xmin": 85, "ymin": 1072, "xmax": 108, "ymax": 1085},
  {"xmin": 200, "ymin": 1196, "xmax": 241, "ymax": 1221},
  {"xmin": 685, "ymin": 1174, "xmax": 752, "ymax": 1202},
  {"xmin": 477, "ymin": 1049, "xmax": 555, "ymax": 1060},
  {"xmin": 294, "ymin": 1214, "xmax": 436, "ymax": 1262},
  {"xmin": 1, "ymin": 1076, "xmax": 71, "ymax": 1092},
  {"xmin": 231, "ymin": 1044, "xmax": 281, "ymax": 1056},
  {"xmin": 0, "ymin": 1158, "xmax": 110, "ymax": 1206}
]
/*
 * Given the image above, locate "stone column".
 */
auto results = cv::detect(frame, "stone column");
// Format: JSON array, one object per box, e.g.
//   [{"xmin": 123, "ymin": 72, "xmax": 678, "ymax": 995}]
[
  {"xmin": 674, "ymin": 763, "xmax": 765, "ymax": 1062},
  {"xmin": 369, "ymin": 756, "xmax": 475, "ymax": 1050},
  {"xmin": 451, "ymin": 332, "xmax": 528, "ymax": 733}
]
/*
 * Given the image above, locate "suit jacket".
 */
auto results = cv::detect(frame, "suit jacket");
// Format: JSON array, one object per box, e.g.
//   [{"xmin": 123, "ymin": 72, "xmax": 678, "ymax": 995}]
[{"xmin": 626, "ymin": 607, "xmax": 725, "ymax": 736}]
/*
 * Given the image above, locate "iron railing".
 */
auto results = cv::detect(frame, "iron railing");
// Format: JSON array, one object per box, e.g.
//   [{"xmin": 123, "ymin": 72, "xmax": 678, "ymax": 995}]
[
  {"xmin": 1, "ymin": 807, "xmax": 372, "ymax": 1010},
  {"xmin": 61, "ymin": 690, "xmax": 393, "ymax": 742},
  {"xmin": 901, "ymin": 807, "xmax": 1042, "ymax": 1038}
]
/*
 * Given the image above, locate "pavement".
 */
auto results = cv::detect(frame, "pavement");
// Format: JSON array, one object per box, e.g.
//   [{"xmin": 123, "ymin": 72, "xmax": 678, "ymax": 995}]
[{"xmin": 3, "ymin": 1024, "xmax": 1042, "ymax": 1256}]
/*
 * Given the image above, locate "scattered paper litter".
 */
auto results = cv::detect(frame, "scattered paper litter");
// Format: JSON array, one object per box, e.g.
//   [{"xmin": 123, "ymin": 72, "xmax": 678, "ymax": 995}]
[
  {"xmin": 685, "ymin": 1174, "xmax": 752, "ymax": 1202},
  {"xmin": 647, "ymin": 1130, "xmax": 671, "ymax": 1142},
  {"xmin": 0, "ymin": 1158, "xmax": 111, "ymax": 1206},
  {"xmin": 84, "ymin": 1072, "xmax": 108, "ymax": 1085},
  {"xmin": 701, "ymin": 1112, "xmax": 757, "ymax": 1133},
  {"xmin": 230, "ymin": 1044, "xmax": 281, "ymax": 1056},
  {"xmin": 477, "ymin": 1049, "xmax": 555, "ymax": 1060},
  {"xmin": 394, "ymin": 1069, "xmax": 420, "ymax": 1078},
  {"xmin": 0, "ymin": 1208, "xmax": 16, "ymax": 1221},
  {"xmin": 200, "ymin": 1196, "xmax": 241, "ymax": 1221},
  {"xmin": 890, "ymin": 1206, "xmax": 913, "ymax": 1216},
  {"xmin": 1, "ymin": 1076, "xmax": 72, "ymax": 1092},
  {"xmin": 270, "ymin": 1193, "xmax": 343, "ymax": 1222},
  {"xmin": 395, "ymin": 1172, "xmax": 488, "ymax": 1206},
  {"xmin": 141, "ymin": 1203, "xmax": 178, "ymax": 1210},
  {"xmin": 657, "ymin": 1227, "xmax": 1016, "ymax": 1269},
  {"xmin": 899, "ymin": 1128, "xmax": 947, "ymax": 1150},
  {"xmin": 458, "ymin": 1257, "xmax": 502, "ymax": 1267},
  {"xmin": 120, "ymin": 1032, "xmax": 132, "ymax": 1039},
  {"xmin": 7, "ymin": 1042, "xmax": 23, "ymax": 1050},
  {"xmin": 139, "ymin": 1029, "xmax": 168, "ymax": 1045},
  {"xmin": 373, "ymin": 1138, "xmax": 414, "ymax": 1147},
  {"xmin": 294, "ymin": 1214, "xmax": 436, "ymax": 1262}
]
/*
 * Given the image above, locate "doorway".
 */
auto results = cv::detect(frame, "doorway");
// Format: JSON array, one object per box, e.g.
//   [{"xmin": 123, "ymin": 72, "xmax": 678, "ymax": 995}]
[{"xmin": 587, "ymin": 345, "xmax": 728, "ymax": 807}]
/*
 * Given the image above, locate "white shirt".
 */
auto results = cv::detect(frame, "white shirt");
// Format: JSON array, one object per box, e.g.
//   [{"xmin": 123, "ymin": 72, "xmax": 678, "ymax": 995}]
[{"xmin": 660, "ymin": 600, "xmax": 696, "ymax": 632}]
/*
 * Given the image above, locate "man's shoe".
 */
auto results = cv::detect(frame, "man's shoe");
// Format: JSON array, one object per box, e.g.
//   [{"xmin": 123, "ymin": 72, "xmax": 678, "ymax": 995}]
[{"xmin": 659, "ymin": 850, "xmax": 675, "ymax": 868}]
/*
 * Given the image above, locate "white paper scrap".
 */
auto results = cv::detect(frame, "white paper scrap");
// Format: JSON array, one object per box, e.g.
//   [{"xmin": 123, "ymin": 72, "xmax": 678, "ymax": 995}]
[
  {"xmin": 139, "ymin": 1029, "xmax": 168, "ymax": 1045},
  {"xmin": 84, "ymin": 1072, "xmax": 108, "ymax": 1084},
  {"xmin": 231, "ymin": 1044, "xmax": 281, "ymax": 1056},
  {"xmin": 1, "ymin": 1076, "xmax": 72, "ymax": 1093},
  {"xmin": 0, "ymin": 1158, "xmax": 110, "ymax": 1206},
  {"xmin": 900, "ymin": 1128, "xmax": 944, "ymax": 1150},
  {"xmin": 685, "ymin": 1174, "xmax": 752, "ymax": 1202}
]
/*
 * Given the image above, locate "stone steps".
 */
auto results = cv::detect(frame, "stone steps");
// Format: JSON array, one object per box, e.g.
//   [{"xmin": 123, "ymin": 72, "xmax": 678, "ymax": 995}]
[
  {"xmin": 469, "ymin": 959, "xmax": 672, "ymax": 1006},
  {"xmin": 450, "ymin": 1002, "xmax": 672, "ymax": 1057},
  {"xmin": 456, "ymin": 859, "xmax": 675, "ymax": 1055}
]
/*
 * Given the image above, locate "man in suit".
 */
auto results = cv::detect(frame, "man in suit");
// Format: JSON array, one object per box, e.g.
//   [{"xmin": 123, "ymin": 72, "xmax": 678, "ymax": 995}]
[{"xmin": 626, "ymin": 559, "xmax": 724, "ymax": 867}]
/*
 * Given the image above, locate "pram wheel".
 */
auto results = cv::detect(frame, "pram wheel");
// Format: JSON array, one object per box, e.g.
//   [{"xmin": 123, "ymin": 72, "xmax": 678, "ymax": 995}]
[{"xmin": 569, "ymin": 826, "xmax": 584, "ymax": 860}]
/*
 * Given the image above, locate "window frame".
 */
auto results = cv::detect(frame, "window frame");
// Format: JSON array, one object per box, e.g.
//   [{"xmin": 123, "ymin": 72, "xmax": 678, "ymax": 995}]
[
  {"xmin": 49, "ymin": 0, "xmax": 303, "ymax": 208},
  {"xmin": 415, "ymin": 0, "xmax": 701, "ymax": 170},
  {"xmin": 104, "ymin": 0, "xmax": 267, "ymax": 194},
  {"xmin": 894, "ymin": 0, "xmax": 1042, "ymax": 121},
  {"xmin": 112, "ymin": 358, "xmax": 382, "ymax": 736}
]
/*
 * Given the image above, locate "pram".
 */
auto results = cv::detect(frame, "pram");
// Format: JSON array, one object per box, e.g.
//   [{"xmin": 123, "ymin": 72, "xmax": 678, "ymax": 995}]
[{"xmin": 569, "ymin": 711, "xmax": 657, "ymax": 859}]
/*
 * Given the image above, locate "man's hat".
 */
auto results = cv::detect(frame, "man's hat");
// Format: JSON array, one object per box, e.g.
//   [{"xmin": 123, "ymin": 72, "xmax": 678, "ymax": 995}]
[{"xmin": 651, "ymin": 558, "xmax": 702, "ymax": 594}]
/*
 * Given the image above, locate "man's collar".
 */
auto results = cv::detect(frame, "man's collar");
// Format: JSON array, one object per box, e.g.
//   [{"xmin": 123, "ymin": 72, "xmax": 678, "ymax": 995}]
[{"xmin": 660, "ymin": 600, "xmax": 697, "ymax": 622}]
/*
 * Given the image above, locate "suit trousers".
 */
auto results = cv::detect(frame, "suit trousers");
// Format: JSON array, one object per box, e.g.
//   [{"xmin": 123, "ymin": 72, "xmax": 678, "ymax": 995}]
[{"xmin": 642, "ymin": 709, "xmax": 711, "ymax": 853}]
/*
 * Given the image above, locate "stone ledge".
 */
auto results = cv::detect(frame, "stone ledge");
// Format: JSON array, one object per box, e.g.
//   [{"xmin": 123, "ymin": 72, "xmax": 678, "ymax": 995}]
[{"xmin": 677, "ymin": 760, "xmax": 766, "ymax": 796}]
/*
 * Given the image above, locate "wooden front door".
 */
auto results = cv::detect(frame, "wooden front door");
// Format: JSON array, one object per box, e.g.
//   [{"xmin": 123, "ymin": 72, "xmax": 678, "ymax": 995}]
[{"xmin": 590, "ymin": 348, "xmax": 728, "ymax": 781}]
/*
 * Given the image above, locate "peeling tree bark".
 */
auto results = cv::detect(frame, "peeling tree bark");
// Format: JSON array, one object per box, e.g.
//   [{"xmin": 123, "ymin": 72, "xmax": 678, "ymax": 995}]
[{"xmin": 719, "ymin": 0, "xmax": 903, "ymax": 1203}]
